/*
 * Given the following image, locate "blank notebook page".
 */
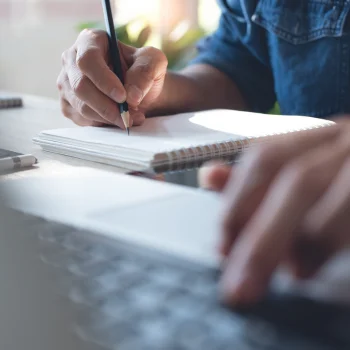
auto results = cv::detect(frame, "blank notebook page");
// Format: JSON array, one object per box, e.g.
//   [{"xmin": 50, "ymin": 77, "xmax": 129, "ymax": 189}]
[{"xmin": 37, "ymin": 109, "xmax": 332, "ymax": 155}]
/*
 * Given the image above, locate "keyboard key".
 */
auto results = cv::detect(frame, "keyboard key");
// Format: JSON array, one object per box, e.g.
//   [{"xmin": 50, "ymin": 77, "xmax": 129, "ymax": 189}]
[
  {"xmin": 70, "ymin": 266, "xmax": 142, "ymax": 305},
  {"xmin": 164, "ymin": 291, "xmax": 208, "ymax": 320},
  {"xmin": 206, "ymin": 307, "xmax": 245, "ymax": 342},
  {"xmin": 148, "ymin": 265, "xmax": 187, "ymax": 288},
  {"xmin": 119, "ymin": 338, "xmax": 185, "ymax": 350},
  {"xmin": 183, "ymin": 271, "xmax": 218, "ymax": 299},
  {"xmin": 66, "ymin": 238, "xmax": 119, "ymax": 261},
  {"xmin": 41, "ymin": 243, "xmax": 121, "ymax": 275},
  {"xmin": 241, "ymin": 317, "xmax": 279, "ymax": 349},
  {"xmin": 127, "ymin": 281, "xmax": 167, "ymax": 313},
  {"xmin": 61, "ymin": 233, "xmax": 99, "ymax": 253},
  {"xmin": 176, "ymin": 320, "xmax": 210, "ymax": 348},
  {"xmin": 119, "ymin": 338, "xmax": 150, "ymax": 350},
  {"xmin": 98, "ymin": 292, "xmax": 136, "ymax": 319},
  {"xmin": 68, "ymin": 258, "xmax": 116, "ymax": 277},
  {"xmin": 37, "ymin": 222, "xmax": 72, "ymax": 244},
  {"xmin": 137, "ymin": 313, "xmax": 178, "ymax": 346},
  {"xmin": 76, "ymin": 318, "xmax": 137, "ymax": 348},
  {"xmin": 40, "ymin": 249, "xmax": 94, "ymax": 270},
  {"xmin": 140, "ymin": 318, "xmax": 171, "ymax": 343},
  {"xmin": 112, "ymin": 258, "xmax": 144, "ymax": 275}
]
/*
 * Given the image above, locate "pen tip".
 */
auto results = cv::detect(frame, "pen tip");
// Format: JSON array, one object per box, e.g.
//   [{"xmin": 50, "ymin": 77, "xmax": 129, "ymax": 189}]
[{"xmin": 127, "ymin": 127, "xmax": 130, "ymax": 136}]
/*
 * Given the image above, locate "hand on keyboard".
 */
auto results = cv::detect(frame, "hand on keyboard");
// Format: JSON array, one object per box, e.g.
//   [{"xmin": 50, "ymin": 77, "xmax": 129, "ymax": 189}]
[{"xmin": 199, "ymin": 121, "xmax": 350, "ymax": 305}]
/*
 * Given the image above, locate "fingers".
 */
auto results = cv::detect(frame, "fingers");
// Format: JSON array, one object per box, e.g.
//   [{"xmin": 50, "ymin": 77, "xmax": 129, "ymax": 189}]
[
  {"xmin": 63, "ymin": 46, "xmax": 127, "ymax": 127},
  {"xmin": 59, "ymin": 71, "xmax": 145, "ymax": 128},
  {"xmin": 220, "ymin": 126, "xmax": 348, "ymax": 305},
  {"xmin": 58, "ymin": 70, "xmax": 113, "ymax": 124},
  {"xmin": 75, "ymin": 29, "xmax": 127, "ymax": 103},
  {"xmin": 60, "ymin": 98, "xmax": 105, "ymax": 127},
  {"xmin": 304, "ymin": 156, "xmax": 350, "ymax": 240},
  {"xmin": 59, "ymin": 29, "xmax": 165, "ymax": 127},
  {"xmin": 198, "ymin": 161, "xmax": 232, "ymax": 191},
  {"xmin": 59, "ymin": 29, "xmax": 132, "ymax": 128},
  {"xmin": 291, "ymin": 153, "xmax": 350, "ymax": 278},
  {"xmin": 220, "ymin": 125, "xmax": 340, "ymax": 257},
  {"xmin": 124, "ymin": 46, "xmax": 168, "ymax": 108}
]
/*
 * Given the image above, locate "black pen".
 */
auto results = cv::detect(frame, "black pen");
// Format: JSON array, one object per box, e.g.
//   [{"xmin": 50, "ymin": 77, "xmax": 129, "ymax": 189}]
[{"xmin": 101, "ymin": 0, "xmax": 130, "ymax": 135}]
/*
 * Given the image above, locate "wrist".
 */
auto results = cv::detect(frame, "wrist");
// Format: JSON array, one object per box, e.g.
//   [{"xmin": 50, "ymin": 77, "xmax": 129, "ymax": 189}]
[
  {"xmin": 145, "ymin": 71, "xmax": 192, "ymax": 117},
  {"xmin": 145, "ymin": 64, "xmax": 247, "ymax": 117}
]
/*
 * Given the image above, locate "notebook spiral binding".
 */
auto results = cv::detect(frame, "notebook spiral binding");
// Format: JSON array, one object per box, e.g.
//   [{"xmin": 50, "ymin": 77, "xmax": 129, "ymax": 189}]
[
  {"xmin": 153, "ymin": 123, "xmax": 332, "ymax": 173},
  {"xmin": 154, "ymin": 138, "xmax": 251, "ymax": 173}
]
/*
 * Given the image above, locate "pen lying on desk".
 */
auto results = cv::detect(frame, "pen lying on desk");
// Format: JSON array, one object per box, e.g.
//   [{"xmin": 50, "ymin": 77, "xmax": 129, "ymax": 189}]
[
  {"xmin": 101, "ymin": 0, "xmax": 131, "ymax": 135},
  {"xmin": 0, "ymin": 154, "xmax": 37, "ymax": 174}
]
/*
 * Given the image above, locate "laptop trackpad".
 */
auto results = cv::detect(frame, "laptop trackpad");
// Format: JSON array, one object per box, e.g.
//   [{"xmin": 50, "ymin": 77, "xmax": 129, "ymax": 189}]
[{"xmin": 90, "ymin": 192, "xmax": 222, "ymax": 266}]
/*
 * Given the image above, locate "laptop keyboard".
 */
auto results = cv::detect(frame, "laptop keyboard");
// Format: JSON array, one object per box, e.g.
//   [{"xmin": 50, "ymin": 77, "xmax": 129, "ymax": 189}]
[{"xmin": 20, "ymin": 215, "xmax": 350, "ymax": 350}]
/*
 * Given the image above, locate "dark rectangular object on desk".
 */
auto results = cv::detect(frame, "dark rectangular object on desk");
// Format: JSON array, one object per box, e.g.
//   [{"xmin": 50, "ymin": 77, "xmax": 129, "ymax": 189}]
[
  {"xmin": 0, "ymin": 148, "xmax": 21, "ymax": 158},
  {"xmin": 0, "ymin": 97, "xmax": 23, "ymax": 109}
]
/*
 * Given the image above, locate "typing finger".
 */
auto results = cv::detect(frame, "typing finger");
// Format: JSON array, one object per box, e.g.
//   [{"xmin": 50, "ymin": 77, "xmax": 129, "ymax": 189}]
[
  {"xmin": 220, "ymin": 125, "xmax": 340, "ymax": 257},
  {"xmin": 304, "ymin": 157, "xmax": 350, "ymax": 242},
  {"xmin": 125, "ymin": 46, "xmax": 168, "ymax": 108},
  {"xmin": 220, "ymin": 132, "xmax": 348, "ymax": 305},
  {"xmin": 75, "ymin": 29, "xmax": 126, "ymax": 103},
  {"xmin": 292, "ymin": 155, "xmax": 350, "ymax": 278}
]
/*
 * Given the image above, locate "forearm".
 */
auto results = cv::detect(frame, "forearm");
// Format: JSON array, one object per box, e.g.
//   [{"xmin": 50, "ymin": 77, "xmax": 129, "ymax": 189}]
[{"xmin": 146, "ymin": 64, "xmax": 247, "ymax": 117}]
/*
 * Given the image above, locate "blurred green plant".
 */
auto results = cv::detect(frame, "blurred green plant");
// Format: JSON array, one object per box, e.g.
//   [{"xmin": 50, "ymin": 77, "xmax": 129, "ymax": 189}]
[
  {"xmin": 269, "ymin": 102, "xmax": 281, "ymax": 115},
  {"xmin": 76, "ymin": 20, "xmax": 151, "ymax": 47},
  {"xmin": 76, "ymin": 19, "xmax": 206, "ymax": 70}
]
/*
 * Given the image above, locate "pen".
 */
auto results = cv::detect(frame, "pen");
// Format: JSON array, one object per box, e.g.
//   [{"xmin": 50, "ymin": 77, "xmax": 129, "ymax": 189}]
[
  {"xmin": 0, "ymin": 154, "xmax": 37, "ymax": 174},
  {"xmin": 101, "ymin": 0, "xmax": 131, "ymax": 135}
]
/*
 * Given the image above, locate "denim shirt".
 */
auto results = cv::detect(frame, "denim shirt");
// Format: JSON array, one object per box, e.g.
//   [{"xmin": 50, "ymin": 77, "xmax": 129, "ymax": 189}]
[{"xmin": 192, "ymin": 0, "xmax": 350, "ymax": 118}]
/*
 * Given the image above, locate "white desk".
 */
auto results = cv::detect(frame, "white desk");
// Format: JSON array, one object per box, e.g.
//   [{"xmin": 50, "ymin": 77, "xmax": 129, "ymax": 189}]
[
  {"xmin": 0, "ymin": 92, "xmax": 133, "ymax": 179},
  {"xmin": 0, "ymin": 92, "xmax": 199, "ymax": 186}
]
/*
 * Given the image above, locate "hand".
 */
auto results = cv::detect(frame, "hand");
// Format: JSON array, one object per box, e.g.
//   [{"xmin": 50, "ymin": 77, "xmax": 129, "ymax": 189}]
[
  {"xmin": 199, "ymin": 118, "xmax": 350, "ymax": 305},
  {"xmin": 57, "ymin": 29, "xmax": 168, "ymax": 128}
]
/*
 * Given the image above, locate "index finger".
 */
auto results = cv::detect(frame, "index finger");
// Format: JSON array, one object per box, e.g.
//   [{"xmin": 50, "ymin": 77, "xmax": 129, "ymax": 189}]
[
  {"xmin": 75, "ymin": 29, "xmax": 126, "ymax": 103},
  {"xmin": 220, "ymin": 124, "xmax": 340, "ymax": 256}
]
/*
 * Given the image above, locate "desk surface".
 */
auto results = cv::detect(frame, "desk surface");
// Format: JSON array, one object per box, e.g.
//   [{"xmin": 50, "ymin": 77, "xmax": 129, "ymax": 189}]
[
  {"xmin": 0, "ymin": 92, "xmax": 137, "ymax": 179},
  {"xmin": 0, "ymin": 92, "xmax": 199, "ymax": 186}
]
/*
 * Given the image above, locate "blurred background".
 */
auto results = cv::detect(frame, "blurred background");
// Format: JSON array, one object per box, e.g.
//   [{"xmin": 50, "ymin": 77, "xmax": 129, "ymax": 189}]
[{"xmin": 0, "ymin": 0, "xmax": 220, "ymax": 99}]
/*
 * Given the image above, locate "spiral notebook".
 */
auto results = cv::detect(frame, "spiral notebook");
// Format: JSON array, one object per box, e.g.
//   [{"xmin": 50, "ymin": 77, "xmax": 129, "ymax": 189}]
[{"xmin": 33, "ymin": 109, "xmax": 333, "ymax": 172}]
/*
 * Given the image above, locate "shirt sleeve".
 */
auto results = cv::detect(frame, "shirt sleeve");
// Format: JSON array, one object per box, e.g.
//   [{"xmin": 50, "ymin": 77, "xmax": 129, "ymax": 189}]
[{"xmin": 190, "ymin": 4, "xmax": 276, "ymax": 113}]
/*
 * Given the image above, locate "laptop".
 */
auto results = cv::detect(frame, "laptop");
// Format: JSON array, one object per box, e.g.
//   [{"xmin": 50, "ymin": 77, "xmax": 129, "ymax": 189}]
[{"xmin": 1, "ymin": 168, "xmax": 350, "ymax": 350}]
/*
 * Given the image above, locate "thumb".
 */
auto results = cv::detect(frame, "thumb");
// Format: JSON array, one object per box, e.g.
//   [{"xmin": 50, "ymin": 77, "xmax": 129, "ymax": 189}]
[{"xmin": 123, "ymin": 46, "xmax": 168, "ymax": 108}]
